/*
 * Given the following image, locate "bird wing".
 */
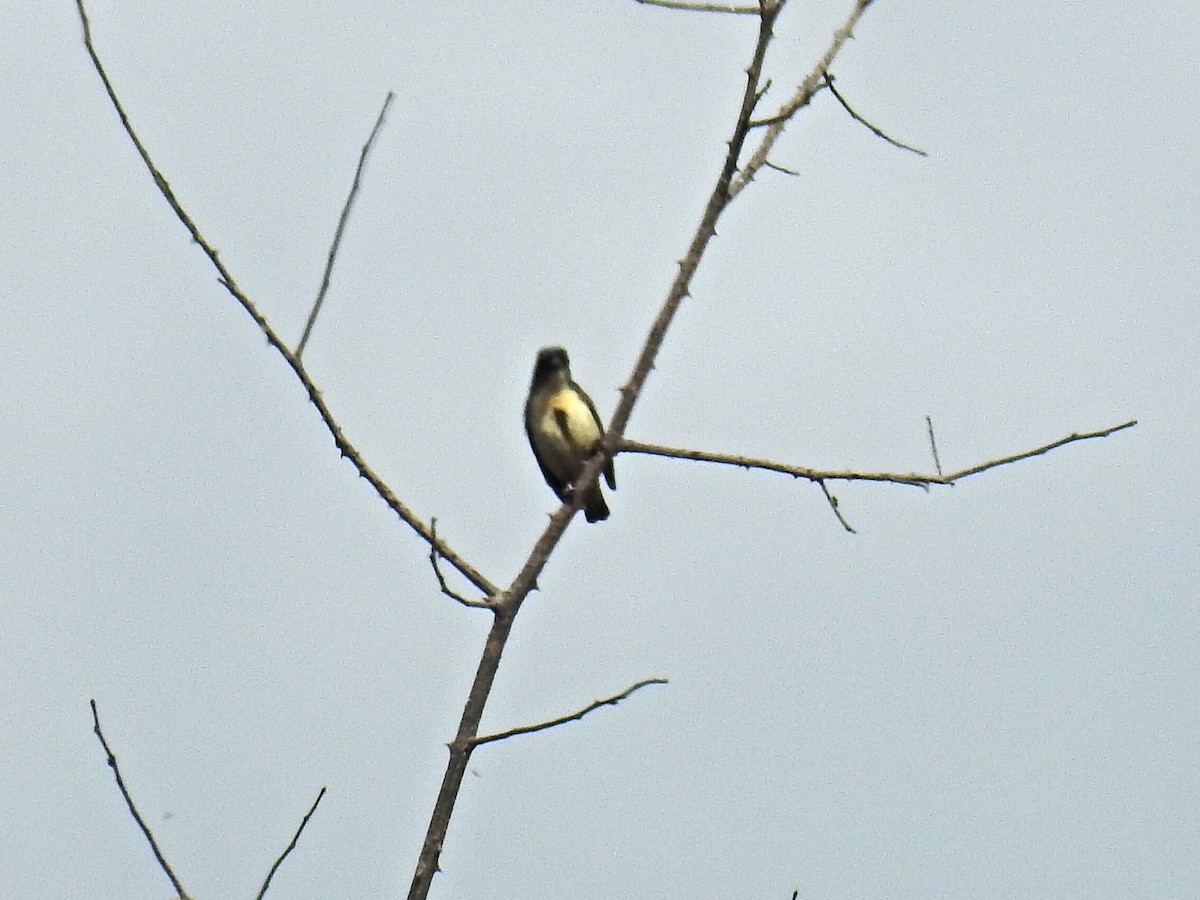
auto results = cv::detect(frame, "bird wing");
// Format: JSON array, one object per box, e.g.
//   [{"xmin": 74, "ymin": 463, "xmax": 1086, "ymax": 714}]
[
  {"xmin": 525, "ymin": 393, "xmax": 569, "ymax": 498},
  {"xmin": 575, "ymin": 379, "xmax": 616, "ymax": 490}
]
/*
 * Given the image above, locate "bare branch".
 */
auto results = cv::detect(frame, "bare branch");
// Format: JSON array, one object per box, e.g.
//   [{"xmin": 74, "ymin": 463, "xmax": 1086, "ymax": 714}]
[
  {"xmin": 473, "ymin": 679, "xmax": 669, "ymax": 747},
  {"xmin": 823, "ymin": 73, "xmax": 927, "ymax": 156},
  {"xmin": 408, "ymin": 608, "xmax": 513, "ymax": 899},
  {"xmin": 620, "ymin": 420, "xmax": 1137, "ymax": 488},
  {"xmin": 926, "ymin": 415, "xmax": 944, "ymax": 478},
  {"xmin": 635, "ymin": 0, "xmax": 760, "ymax": 13},
  {"xmin": 755, "ymin": 77, "xmax": 774, "ymax": 105},
  {"xmin": 429, "ymin": 518, "xmax": 494, "ymax": 609},
  {"xmin": 73, "ymin": 0, "xmax": 497, "ymax": 598},
  {"xmin": 298, "ymin": 92, "xmax": 395, "ymax": 358},
  {"xmin": 256, "ymin": 787, "xmax": 327, "ymax": 900},
  {"xmin": 817, "ymin": 480, "xmax": 856, "ymax": 533},
  {"xmin": 764, "ymin": 159, "xmax": 801, "ymax": 176},
  {"xmin": 939, "ymin": 419, "xmax": 1137, "ymax": 481},
  {"xmin": 89, "ymin": 700, "xmax": 191, "ymax": 900},
  {"xmin": 731, "ymin": 0, "xmax": 873, "ymax": 197}
]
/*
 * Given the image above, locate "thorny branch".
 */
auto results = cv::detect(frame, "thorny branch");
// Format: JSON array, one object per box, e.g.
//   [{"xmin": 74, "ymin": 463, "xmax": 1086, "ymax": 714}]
[
  {"xmin": 620, "ymin": 420, "xmax": 1137, "ymax": 490},
  {"xmin": 74, "ymin": 0, "xmax": 496, "ymax": 599},
  {"xmin": 74, "ymin": 1, "xmax": 1137, "ymax": 899},
  {"xmin": 730, "ymin": 0, "xmax": 875, "ymax": 198},
  {"xmin": 409, "ymin": 6, "xmax": 793, "ymax": 897},
  {"xmin": 621, "ymin": 419, "xmax": 1139, "ymax": 532}
]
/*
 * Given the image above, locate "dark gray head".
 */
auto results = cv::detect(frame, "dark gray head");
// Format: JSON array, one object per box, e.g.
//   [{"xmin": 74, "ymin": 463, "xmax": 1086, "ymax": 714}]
[{"xmin": 532, "ymin": 346, "xmax": 570, "ymax": 384}]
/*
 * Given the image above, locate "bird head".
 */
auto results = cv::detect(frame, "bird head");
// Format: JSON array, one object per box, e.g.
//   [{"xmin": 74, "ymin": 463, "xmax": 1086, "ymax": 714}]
[{"xmin": 532, "ymin": 346, "xmax": 570, "ymax": 383}]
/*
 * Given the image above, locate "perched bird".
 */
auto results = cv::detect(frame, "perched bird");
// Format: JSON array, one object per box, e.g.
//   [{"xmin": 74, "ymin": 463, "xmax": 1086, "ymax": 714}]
[{"xmin": 524, "ymin": 346, "xmax": 616, "ymax": 523}]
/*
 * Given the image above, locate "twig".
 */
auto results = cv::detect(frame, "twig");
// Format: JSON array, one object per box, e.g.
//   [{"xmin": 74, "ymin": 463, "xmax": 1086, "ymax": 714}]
[
  {"xmin": 755, "ymin": 78, "xmax": 774, "ymax": 105},
  {"xmin": 940, "ymin": 420, "xmax": 1137, "ymax": 481},
  {"xmin": 73, "ymin": 0, "xmax": 496, "ymax": 598},
  {"xmin": 297, "ymin": 92, "xmax": 394, "ymax": 358},
  {"xmin": 472, "ymin": 679, "xmax": 669, "ymax": 747},
  {"xmin": 620, "ymin": 420, "xmax": 1136, "ymax": 488},
  {"xmin": 823, "ymin": 72, "xmax": 927, "ymax": 156},
  {"xmin": 256, "ymin": 787, "xmax": 327, "ymax": 900},
  {"xmin": 635, "ymin": 0, "xmax": 760, "ymax": 12},
  {"xmin": 89, "ymin": 700, "xmax": 190, "ymax": 900},
  {"xmin": 764, "ymin": 159, "xmax": 801, "ymax": 176},
  {"xmin": 429, "ymin": 518, "xmax": 493, "ymax": 609},
  {"xmin": 817, "ymin": 480, "xmax": 856, "ymax": 533},
  {"xmin": 926, "ymin": 415, "xmax": 943, "ymax": 477},
  {"xmin": 408, "ymin": 607, "xmax": 512, "ymax": 900}
]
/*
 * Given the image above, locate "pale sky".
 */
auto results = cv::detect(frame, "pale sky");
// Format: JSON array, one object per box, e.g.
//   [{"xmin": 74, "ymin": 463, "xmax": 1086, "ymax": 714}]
[{"xmin": 3, "ymin": 2, "xmax": 1198, "ymax": 898}]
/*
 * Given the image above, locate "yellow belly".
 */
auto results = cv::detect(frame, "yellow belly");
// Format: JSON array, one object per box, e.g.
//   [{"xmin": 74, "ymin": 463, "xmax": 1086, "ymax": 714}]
[{"xmin": 534, "ymin": 387, "xmax": 601, "ymax": 460}]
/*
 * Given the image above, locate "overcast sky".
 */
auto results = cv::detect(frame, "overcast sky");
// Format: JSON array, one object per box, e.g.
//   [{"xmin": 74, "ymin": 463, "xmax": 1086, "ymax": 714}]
[{"xmin": 4, "ymin": 1, "xmax": 1198, "ymax": 898}]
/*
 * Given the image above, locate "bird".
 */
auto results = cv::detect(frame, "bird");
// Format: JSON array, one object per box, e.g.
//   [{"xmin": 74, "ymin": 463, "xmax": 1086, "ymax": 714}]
[{"xmin": 524, "ymin": 346, "xmax": 616, "ymax": 523}]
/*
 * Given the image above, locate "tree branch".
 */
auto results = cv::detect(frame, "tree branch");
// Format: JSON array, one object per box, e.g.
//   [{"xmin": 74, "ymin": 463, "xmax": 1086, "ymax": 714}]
[
  {"xmin": 635, "ymin": 0, "xmax": 760, "ymax": 12},
  {"xmin": 823, "ymin": 72, "xmax": 927, "ymax": 156},
  {"xmin": 429, "ymin": 518, "xmax": 493, "ymax": 609},
  {"xmin": 620, "ymin": 420, "xmax": 1136, "ymax": 488},
  {"xmin": 407, "ymin": 4, "xmax": 880, "ymax": 896},
  {"xmin": 73, "ymin": 0, "xmax": 496, "ymax": 599},
  {"xmin": 90, "ymin": 700, "xmax": 190, "ymax": 900},
  {"xmin": 926, "ymin": 415, "xmax": 944, "ymax": 477},
  {"xmin": 818, "ymin": 480, "xmax": 856, "ymax": 533},
  {"xmin": 730, "ymin": 0, "xmax": 873, "ymax": 198},
  {"xmin": 297, "ymin": 91, "xmax": 395, "ymax": 358},
  {"xmin": 408, "ymin": 605, "xmax": 514, "ymax": 900},
  {"xmin": 256, "ymin": 787, "xmax": 327, "ymax": 900},
  {"xmin": 472, "ymin": 679, "xmax": 669, "ymax": 747},
  {"xmin": 75, "ymin": 3, "xmax": 1125, "ymax": 900},
  {"xmin": 764, "ymin": 159, "xmax": 801, "ymax": 177}
]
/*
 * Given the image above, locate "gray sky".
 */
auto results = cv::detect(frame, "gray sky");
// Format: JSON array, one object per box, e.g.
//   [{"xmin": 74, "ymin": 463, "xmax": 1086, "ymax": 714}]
[{"xmin": 4, "ymin": 1, "xmax": 1197, "ymax": 897}]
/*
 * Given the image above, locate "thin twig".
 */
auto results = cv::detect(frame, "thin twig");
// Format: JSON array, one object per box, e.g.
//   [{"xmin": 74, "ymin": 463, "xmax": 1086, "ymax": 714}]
[
  {"xmin": 73, "ymin": 0, "xmax": 496, "ymax": 598},
  {"xmin": 429, "ymin": 518, "xmax": 493, "ymax": 609},
  {"xmin": 817, "ymin": 480, "xmax": 856, "ymax": 533},
  {"xmin": 764, "ymin": 160, "xmax": 801, "ymax": 176},
  {"xmin": 297, "ymin": 92, "xmax": 394, "ymax": 358},
  {"xmin": 941, "ymin": 420, "xmax": 1137, "ymax": 481},
  {"xmin": 635, "ymin": 0, "xmax": 760, "ymax": 12},
  {"xmin": 823, "ymin": 73, "xmax": 927, "ymax": 156},
  {"xmin": 90, "ymin": 700, "xmax": 190, "ymax": 900},
  {"xmin": 621, "ymin": 420, "xmax": 1135, "ymax": 487},
  {"xmin": 473, "ymin": 679, "xmax": 669, "ymax": 747},
  {"xmin": 256, "ymin": 787, "xmax": 327, "ymax": 900},
  {"xmin": 926, "ymin": 415, "xmax": 943, "ymax": 477}
]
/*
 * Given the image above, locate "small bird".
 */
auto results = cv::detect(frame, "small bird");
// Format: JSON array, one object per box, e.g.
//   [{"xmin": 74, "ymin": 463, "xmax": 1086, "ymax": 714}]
[{"xmin": 524, "ymin": 346, "xmax": 616, "ymax": 522}]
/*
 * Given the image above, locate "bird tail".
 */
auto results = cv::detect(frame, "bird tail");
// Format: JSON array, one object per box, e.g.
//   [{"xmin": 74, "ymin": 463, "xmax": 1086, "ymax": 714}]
[{"xmin": 583, "ymin": 483, "xmax": 610, "ymax": 523}]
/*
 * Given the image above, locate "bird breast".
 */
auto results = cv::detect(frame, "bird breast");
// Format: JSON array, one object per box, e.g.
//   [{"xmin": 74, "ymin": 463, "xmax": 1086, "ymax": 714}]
[{"xmin": 536, "ymin": 387, "xmax": 600, "ymax": 459}]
